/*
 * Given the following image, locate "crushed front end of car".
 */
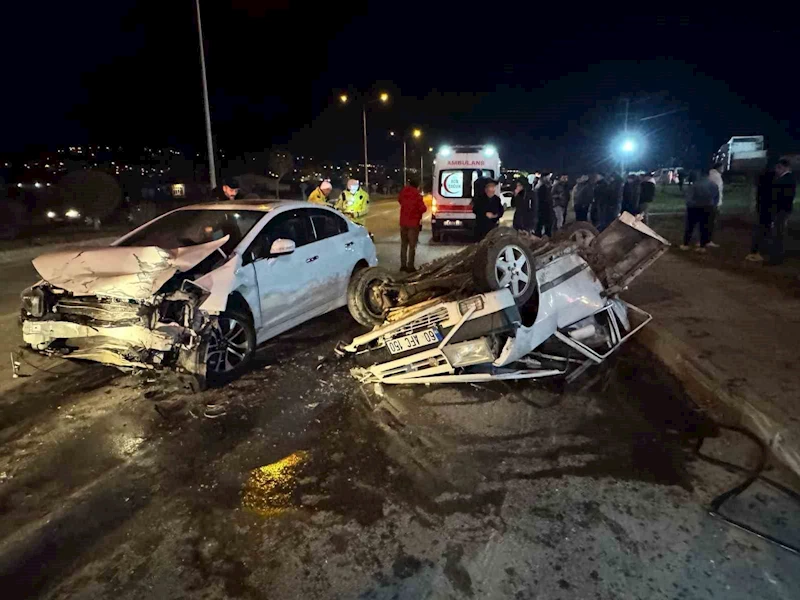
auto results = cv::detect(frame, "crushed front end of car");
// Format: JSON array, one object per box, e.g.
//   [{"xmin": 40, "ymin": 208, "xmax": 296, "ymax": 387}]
[
  {"xmin": 340, "ymin": 213, "xmax": 668, "ymax": 384},
  {"xmin": 19, "ymin": 237, "xmax": 236, "ymax": 387}
]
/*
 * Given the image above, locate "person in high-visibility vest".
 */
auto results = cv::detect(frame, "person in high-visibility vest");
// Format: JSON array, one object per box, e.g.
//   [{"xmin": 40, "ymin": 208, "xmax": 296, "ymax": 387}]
[
  {"xmin": 307, "ymin": 180, "xmax": 332, "ymax": 205},
  {"xmin": 335, "ymin": 179, "xmax": 370, "ymax": 225}
]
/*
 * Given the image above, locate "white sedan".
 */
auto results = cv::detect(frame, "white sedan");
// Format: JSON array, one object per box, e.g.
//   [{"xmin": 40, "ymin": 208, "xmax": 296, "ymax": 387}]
[{"xmin": 20, "ymin": 201, "xmax": 377, "ymax": 386}]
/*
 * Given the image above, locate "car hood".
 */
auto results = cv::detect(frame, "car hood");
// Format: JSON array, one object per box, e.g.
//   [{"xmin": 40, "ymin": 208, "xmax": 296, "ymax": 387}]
[{"xmin": 32, "ymin": 236, "xmax": 230, "ymax": 301}]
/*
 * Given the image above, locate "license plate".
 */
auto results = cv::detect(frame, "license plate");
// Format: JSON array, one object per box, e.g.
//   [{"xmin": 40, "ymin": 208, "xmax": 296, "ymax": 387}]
[
  {"xmin": 443, "ymin": 219, "xmax": 464, "ymax": 227},
  {"xmin": 385, "ymin": 328, "xmax": 442, "ymax": 354}
]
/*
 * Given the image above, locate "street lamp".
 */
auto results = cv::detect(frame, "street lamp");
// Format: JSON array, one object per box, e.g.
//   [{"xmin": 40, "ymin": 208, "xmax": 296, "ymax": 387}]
[
  {"xmin": 338, "ymin": 90, "xmax": 389, "ymax": 192},
  {"xmin": 195, "ymin": 0, "xmax": 216, "ymax": 189}
]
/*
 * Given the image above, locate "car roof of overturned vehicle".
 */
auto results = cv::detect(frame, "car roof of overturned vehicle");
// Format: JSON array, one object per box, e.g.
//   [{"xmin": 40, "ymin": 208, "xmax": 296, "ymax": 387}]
[{"xmin": 180, "ymin": 199, "xmax": 312, "ymax": 212}]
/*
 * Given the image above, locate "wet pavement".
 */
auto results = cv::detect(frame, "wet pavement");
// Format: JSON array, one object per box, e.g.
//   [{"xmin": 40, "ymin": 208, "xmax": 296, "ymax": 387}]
[{"xmin": 1, "ymin": 205, "xmax": 800, "ymax": 599}]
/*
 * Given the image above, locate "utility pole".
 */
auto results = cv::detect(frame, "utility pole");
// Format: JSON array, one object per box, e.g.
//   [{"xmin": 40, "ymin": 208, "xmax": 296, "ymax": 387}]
[
  {"xmin": 622, "ymin": 97, "xmax": 630, "ymax": 175},
  {"xmin": 195, "ymin": 0, "xmax": 216, "ymax": 189},
  {"xmin": 402, "ymin": 140, "xmax": 407, "ymax": 185},
  {"xmin": 362, "ymin": 106, "xmax": 369, "ymax": 191}
]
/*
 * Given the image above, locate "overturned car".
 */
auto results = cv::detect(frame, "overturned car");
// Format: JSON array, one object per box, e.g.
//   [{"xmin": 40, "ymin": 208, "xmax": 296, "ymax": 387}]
[
  {"xmin": 20, "ymin": 201, "xmax": 378, "ymax": 386},
  {"xmin": 339, "ymin": 214, "xmax": 668, "ymax": 384}
]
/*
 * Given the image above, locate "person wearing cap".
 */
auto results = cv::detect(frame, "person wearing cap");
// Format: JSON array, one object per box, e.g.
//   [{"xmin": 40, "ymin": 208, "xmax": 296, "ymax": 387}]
[
  {"xmin": 472, "ymin": 177, "xmax": 504, "ymax": 241},
  {"xmin": 308, "ymin": 180, "xmax": 333, "ymax": 205},
  {"xmin": 335, "ymin": 178, "xmax": 370, "ymax": 225},
  {"xmin": 211, "ymin": 177, "xmax": 240, "ymax": 201}
]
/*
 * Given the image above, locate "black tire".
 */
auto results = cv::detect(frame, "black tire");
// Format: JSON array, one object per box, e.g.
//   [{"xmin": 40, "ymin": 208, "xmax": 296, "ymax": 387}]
[
  {"xmin": 205, "ymin": 307, "xmax": 256, "ymax": 386},
  {"xmin": 347, "ymin": 266, "xmax": 395, "ymax": 328},
  {"xmin": 552, "ymin": 221, "xmax": 599, "ymax": 247},
  {"xmin": 473, "ymin": 231, "xmax": 537, "ymax": 306}
]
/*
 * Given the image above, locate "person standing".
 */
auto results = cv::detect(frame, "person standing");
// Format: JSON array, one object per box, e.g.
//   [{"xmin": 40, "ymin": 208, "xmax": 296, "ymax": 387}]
[
  {"xmin": 512, "ymin": 180, "xmax": 534, "ymax": 232},
  {"xmin": 551, "ymin": 175, "xmax": 570, "ymax": 231},
  {"xmin": 745, "ymin": 167, "xmax": 776, "ymax": 262},
  {"xmin": 622, "ymin": 174, "xmax": 639, "ymax": 215},
  {"xmin": 593, "ymin": 174, "xmax": 616, "ymax": 230},
  {"xmin": 572, "ymin": 175, "xmax": 593, "ymax": 222},
  {"xmin": 398, "ymin": 176, "xmax": 427, "ymax": 272},
  {"xmin": 335, "ymin": 179, "xmax": 370, "ymax": 225},
  {"xmin": 707, "ymin": 163, "xmax": 724, "ymax": 248},
  {"xmin": 307, "ymin": 180, "xmax": 332, "ymax": 205},
  {"xmin": 638, "ymin": 172, "xmax": 656, "ymax": 223},
  {"xmin": 680, "ymin": 171, "xmax": 719, "ymax": 252},
  {"xmin": 533, "ymin": 173, "xmax": 553, "ymax": 237},
  {"xmin": 765, "ymin": 158, "xmax": 796, "ymax": 266},
  {"xmin": 472, "ymin": 178, "xmax": 504, "ymax": 241},
  {"xmin": 677, "ymin": 169, "xmax": 684, "ymax": 192}
]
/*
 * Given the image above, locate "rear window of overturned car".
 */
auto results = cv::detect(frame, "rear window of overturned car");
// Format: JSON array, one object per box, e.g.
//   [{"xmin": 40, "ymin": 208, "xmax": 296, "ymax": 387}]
[{"xmin": 118, "ymin": 209, "xmax": 264, "ymax": 252}]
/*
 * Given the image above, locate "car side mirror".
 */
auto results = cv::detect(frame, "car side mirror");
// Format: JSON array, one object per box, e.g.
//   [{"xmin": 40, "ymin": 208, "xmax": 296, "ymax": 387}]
[{"xmin": 269, "ymin": 238, "xmax": 295, "ymax": 256}]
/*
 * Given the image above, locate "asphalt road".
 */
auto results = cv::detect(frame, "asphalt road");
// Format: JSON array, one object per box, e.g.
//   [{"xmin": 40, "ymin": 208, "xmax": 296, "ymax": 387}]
[{"xmin": 1, "ymin": 202, "xmax": 799, "ymax": 599}]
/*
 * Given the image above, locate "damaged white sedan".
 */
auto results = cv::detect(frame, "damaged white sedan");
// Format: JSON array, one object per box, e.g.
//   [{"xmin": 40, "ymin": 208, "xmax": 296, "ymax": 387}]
[
  {"xmin": 20, "ymin": 201, "xmax": 377, "ymax": 386},
  {"xmin": 338, "ymin": 214, "xmax": 668, "ymax": 384}
]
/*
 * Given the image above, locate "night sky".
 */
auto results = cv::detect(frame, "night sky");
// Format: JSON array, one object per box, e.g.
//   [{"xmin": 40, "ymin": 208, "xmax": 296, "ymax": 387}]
[{"xmin": 3, "ymin": 2, "xmax": 798, "ymax": 172}]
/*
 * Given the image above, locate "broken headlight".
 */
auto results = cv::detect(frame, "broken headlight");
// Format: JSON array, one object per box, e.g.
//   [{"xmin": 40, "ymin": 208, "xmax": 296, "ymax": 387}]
[
  {"xmin": 458, "ymin": 295, "xmax": 484, "ymax": 316},
  {"xmin": 442, "ymin": 337, "xmax": 495, "ymax": 367},
  {"xmin": 21, "ymin": 287, "xmax": 47, "ymax": 318}
]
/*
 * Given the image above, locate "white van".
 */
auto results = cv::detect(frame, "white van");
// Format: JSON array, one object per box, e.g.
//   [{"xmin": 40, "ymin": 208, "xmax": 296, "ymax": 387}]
[{"xmin": 431, "ymin": 145, "xmax": 500, "ymax": 242}]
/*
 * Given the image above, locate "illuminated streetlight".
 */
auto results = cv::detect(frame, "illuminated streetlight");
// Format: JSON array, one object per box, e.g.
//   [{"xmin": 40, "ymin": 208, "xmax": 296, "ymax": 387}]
[
  {"xmin": 621, "ymin": 139, "xmax": 635, "ymax": 153},
  {"xmin": 338, "ymin": 90, "xmax": 392, "ymax": 191},
  {"xmin": 379, "ymin": 92, "xmax": 389, "ymax": 103},
  {"xmin": 412, "ymin": 129, "xmax": 422, "ymax": 139},
  {"xmin": 339, "ymin": 94, "xmax": 348, "ymax": 104},
  {"xmin": 389, "ymin": 131, "xmax": 395, "ymax": 137}
]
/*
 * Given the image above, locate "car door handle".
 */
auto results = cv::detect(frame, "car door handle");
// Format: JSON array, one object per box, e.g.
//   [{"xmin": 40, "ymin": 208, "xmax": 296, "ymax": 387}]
[
  {"xmin": 306, "ymin": 255, "xmax": 319, "ymax": 263},
  {"xmin": 345, "ymin": 241, "xmax": 354, "ymax": 249}
]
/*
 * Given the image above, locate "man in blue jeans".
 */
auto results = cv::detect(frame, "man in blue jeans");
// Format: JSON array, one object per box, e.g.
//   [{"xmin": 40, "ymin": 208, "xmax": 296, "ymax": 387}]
[{"xmin": 680, "ymin": 171, "xmax": 719, "ymax": 253}]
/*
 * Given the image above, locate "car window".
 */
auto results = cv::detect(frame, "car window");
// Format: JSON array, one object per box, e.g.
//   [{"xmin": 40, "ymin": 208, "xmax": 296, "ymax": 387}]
[
  {"xmin": 309, "ymin": 209, "xmax": 347, "ymax": 241},
  {"xmin": 119, "ymin": 209, "xmax": 263, "ymax": 254},
  {"xmin": 247, "ymin": 209, "xmax": 314, "ymax": 261}
]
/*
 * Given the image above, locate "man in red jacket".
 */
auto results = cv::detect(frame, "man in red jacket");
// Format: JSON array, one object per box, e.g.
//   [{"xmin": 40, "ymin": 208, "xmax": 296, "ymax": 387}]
[{"xmin": 398, "ymin": 176, "xmax": 427, "ymax": 272}]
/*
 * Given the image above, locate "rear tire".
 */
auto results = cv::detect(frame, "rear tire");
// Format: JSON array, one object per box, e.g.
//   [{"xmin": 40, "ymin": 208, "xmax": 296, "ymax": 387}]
[
  {"xmin": 347, "ymin": 266, "xmax": 395, "ymax": 327},
  {"xmin": 205, "ymin": 307, "xmax": 256, "ymax": 386},
  {"xmin": 552, "ymin": 221, "xmax": 599, "ymax": 247},
  {"xmin": 431, "ymin": 228, "xmax": 442, "ymax": 243},
  {"xmin": 473, "ymin": 231, "xmax": 537, "ymax": 307}
]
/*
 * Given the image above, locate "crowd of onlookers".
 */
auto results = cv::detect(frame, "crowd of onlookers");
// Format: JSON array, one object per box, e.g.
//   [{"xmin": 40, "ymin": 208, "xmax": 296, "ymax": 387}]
[
  {"xmin": 509, "ymin": 171, "xmax": 656, "ymax": 236},
  {"xmin": 507, "ymin": 158, "xmax": 795, "ymax": 266}
]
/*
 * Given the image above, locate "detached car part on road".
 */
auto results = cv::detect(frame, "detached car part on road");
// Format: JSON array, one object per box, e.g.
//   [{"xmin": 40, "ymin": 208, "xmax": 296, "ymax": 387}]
[
  {"xmin": 339, "ymin": 213, "xmax": 668, "ymax": 384},
  {"xmin": 20, "ymin": 201, "xmax": 377, "ymax": 387}
]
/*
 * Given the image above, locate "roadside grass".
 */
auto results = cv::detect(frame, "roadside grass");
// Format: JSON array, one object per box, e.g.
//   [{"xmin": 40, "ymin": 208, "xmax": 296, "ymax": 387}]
[{"xmin": 649, "ymin": 183, "xmax": 753, "ymax": 214}]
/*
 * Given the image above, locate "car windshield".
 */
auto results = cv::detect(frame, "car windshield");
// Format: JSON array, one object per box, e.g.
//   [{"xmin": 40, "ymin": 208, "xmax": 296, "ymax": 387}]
[{"xmin": 118, "ymin": 209, "xmax": 263, "ymax": 253}]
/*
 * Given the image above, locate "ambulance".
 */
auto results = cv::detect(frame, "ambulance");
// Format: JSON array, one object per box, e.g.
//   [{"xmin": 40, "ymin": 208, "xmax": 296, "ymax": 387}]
[{"xmin": 430, "ymin": 145, "xmax": 500, "ymax": 242}]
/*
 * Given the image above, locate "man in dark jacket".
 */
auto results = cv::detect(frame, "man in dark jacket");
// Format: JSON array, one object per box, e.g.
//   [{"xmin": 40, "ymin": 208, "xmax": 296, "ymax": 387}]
[
  {"xmin": 572, "ymin": 175, "xmax": 593, "ymax": 222},
  {"xmin": 512, "ymin": 180, "xmax": 534, "ymax": 232},
  {"xmin": 473, "ymin": 178, "xmax": 504, "ymax": 241},
  {"xmin": 766, "ymin": 158, "xmax": 796, "ymax": 265},
  {"xmin": 593, "ymin": 174, "xmax": 616, "ymax": 231},
  {"xmin": 746, "ymin": 168, "xmax": 776, "ymax": 262},
  {"xmin": 398, "ymin": 175, "xmax": 427, "ymax": 272},
  {"xmin": 680, "ymin": 171, "xmax": 719, "ymax": 252},
  {"xmin": 533, "ymin": 173, "xmax": 553, "ymax": 237},
  {"xmin": 638, "ymin": 173, "xmax": 656, "ymax": 223},
  {"xmin": 622, "ymin": 174, "xmax": 640, "ymax": 215},
  {"xmin": 211, "ymin": 177, "xmax": 240, "ymax": 201}
]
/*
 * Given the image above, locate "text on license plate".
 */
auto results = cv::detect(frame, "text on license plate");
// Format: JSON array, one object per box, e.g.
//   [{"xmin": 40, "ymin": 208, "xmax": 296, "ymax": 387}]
[{"xmin": 385, "ymin": 328, "xmax": 442, "ymax": 354}]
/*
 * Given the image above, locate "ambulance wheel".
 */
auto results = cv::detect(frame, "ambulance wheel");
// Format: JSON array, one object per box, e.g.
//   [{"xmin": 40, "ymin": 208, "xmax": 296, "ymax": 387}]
[
  {"xmin": 474, "ymin": 233, "xmax": 537, "ymax": 307},
  {"xmin": 431, "ymin": 229, "xmax": 442, "ymax": 243}
]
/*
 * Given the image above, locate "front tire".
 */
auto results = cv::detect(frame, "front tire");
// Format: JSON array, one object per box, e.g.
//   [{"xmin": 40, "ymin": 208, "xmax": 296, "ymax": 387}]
[
  {"xmin": 347, "ymin": 266, "xmax": 395, "ymax": 327},
  {"xmin": 205, "ymin": 308, "xmax": 256, "ymax": 386}
]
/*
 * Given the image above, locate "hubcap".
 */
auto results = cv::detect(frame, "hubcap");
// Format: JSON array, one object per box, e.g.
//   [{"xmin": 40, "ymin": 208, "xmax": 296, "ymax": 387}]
[
  {"xmin": 206, "ymin": 317, "xmax": 250, "ymax": 373},
  {"xmin": 494, "ymin": 244, "xmax": 531, "ymax": 298}
]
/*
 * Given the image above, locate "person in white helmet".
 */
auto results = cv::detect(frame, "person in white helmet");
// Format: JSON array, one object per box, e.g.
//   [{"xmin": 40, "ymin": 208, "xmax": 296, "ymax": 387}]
[
  {"xmin": 335, "ymin": 178, "xmax": 370, "ymax": 225},
  {"xmin": 308, "ymin": 180, "xmax": 333, "ymax": 205}
]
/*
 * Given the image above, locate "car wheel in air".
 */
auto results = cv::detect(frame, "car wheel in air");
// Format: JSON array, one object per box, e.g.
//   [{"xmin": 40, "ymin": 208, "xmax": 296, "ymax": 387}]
[
  {"xmin": 551, "ymin": 221, "xmax": 599, "ymax": 248},
  {"xmin": 347, "ymin": 266, "xmax": 395, "ymax": 328},
  {"xmin": 205, "ymin": 308, "xmax": 256, "ymax": 385},
  {"xmin": 473, "ymin": 232, "xmax": 537, "ymax": 307}
]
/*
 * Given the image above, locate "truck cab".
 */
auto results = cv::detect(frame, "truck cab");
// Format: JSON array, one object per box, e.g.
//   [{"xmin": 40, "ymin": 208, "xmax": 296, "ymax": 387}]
[{"xmin": 431, "ymin": 145, "xmax": 500, "ymax": 242}]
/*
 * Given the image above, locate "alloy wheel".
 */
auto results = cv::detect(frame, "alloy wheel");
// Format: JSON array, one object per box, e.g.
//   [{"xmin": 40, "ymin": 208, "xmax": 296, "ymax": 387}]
[
  {"xmin": 206, "ymin": 316, "xmax": 251, "ymax": 373},
  {"xmin": 494, "ymin": 244, "xmax": 532, "ymax": 298}
]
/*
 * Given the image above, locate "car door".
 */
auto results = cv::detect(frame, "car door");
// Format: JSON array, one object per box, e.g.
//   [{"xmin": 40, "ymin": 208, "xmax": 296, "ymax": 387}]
[
  {"xmin": 244, "ymin": 209, "xmax": 321, "ymax": 339},
  {"xmin": 307, "ymin": 208, "xmax": 354, "ymax": 304}
]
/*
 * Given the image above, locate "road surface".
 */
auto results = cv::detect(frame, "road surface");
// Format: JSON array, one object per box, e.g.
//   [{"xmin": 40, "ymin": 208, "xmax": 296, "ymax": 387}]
[{"xmin": 1, "ymin": 201, "xmax": 798, "ymax": 600}]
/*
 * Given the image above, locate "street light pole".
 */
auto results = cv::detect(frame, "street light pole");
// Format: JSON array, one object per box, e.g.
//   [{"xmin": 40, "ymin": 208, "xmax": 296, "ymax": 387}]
[
  {"xmin": 362, "ymin": 105, "xmax": 369, "ymax": 192},
  {"xmin": 195, "ymin": 0, "xmax": 216, "ymax": 189},
  {"xmin": 402, "ymin": 140, "xmax": 407, "ymax": 185}
]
